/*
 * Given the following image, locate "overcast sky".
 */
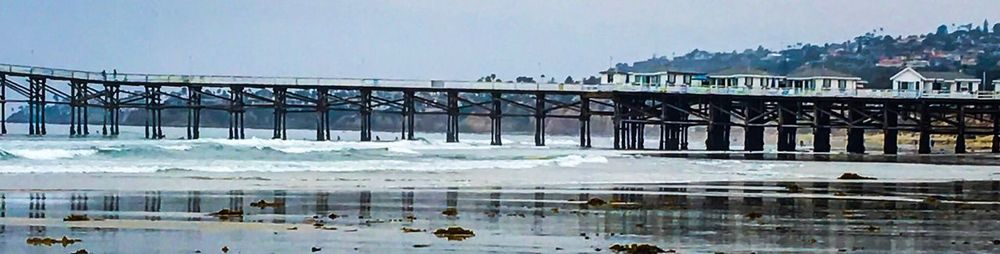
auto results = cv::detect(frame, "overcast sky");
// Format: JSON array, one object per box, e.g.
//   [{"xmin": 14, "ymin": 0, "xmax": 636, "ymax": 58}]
[{"xmin": 2, "ymin": 0, "xmax": 999, "ymax": 81}]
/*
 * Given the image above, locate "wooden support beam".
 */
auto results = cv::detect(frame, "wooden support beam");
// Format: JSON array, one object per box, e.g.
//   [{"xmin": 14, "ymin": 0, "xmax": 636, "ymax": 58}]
[
  {"xmin": 0, "ymin": 74, "xmax": 5, "ymax": 135},
  {"xmin": 534, "ymin": 93, "xmax": 545, "ymax": 146},
  {"xmin": 846, "ymin": 101, "xmax": 866, "ymax": 154},
  {"xmin": 491, "ymin": 92, "xmax": 502, "ymax": 146},
  {"xmin": 445, "ymin": 91, "xmax": 459, "ymax": 143},
  {"xmin": 403, "ymin": 90, "xmax": 415, "ymax": 140},
  {"xmin": 743, "ymin": 99, "xmax": 766, "ymax": 152},
  {"xmin": 360, "ymin": 88, "xmax": 373, "ymax": 141},
  {"xmin": 705, "ymin": 97, "xmax": 731, "ymax": 151},
  {"xmin": 993, "ymin": 105, "xmax": 1000, "ymax": 153},
  {"xmin": 955, "ymin": 104, "xmax": 966, "ymax": 154},
  {"xmin": 579, "ymin": 94, "xmax": 591, "ymax": 148},
  {"xmin": 882, "ymin": 102, "xmax": 898, "ymax": 155},
  {"xmin": 918, "ymin": 103, "xmax": 932, "ymax": 154},
  {"xmin": 777, "ymin": 101, "xmax": 798, "ymax": 152},
  {"xmin": 812, "ymin": 101, "xmax": 832, "ymax": 153}
]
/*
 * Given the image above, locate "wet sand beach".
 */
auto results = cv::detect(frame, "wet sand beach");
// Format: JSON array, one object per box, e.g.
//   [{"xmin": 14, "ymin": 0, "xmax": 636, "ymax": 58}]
[{"xmin": 2, "ymin": 178, "xmax": 1000, "ymax": 253}]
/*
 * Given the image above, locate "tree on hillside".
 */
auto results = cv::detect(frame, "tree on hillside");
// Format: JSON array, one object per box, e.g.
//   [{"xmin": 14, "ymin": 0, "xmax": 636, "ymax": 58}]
[
  {"xmin": 993, "ymin": 23, "xmax": 1000, "ymax": 34},
  {"xmin": 477, "ymin": 74, "xmax": 498, "ymax": 82},
  {"xmin": 937, "ymin": 24, "xmax": 949, "ymax": 35},
  {"xmin": 515, "ymin": 76, "xmax": 535, "ymax": 83},
  {"xmin": 563, "ymin": 76, "xmax": 575, "ymax": 84}
]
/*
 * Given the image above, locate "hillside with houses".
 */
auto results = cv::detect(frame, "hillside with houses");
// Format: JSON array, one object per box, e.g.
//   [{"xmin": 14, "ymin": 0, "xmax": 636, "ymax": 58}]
[{"xmin": 604, "ymin": 21, "xmax": 1000, "ymax": 90}]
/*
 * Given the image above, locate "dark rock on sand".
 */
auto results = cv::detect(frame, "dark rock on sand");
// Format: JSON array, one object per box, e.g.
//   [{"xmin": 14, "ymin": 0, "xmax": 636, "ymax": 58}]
[
  {"xmin": 586, "ymin": 197, "xmax": 607, "ymax": 206},
  {"xmin": 401, "ymin": 227, "xmax": 425, "ymax": 233},
  {"xmin": 609, "ymin": 243, "xmax": 667, "ymax": 254},
  {"xmin": 327, "ymin": 213, "xmax": 340, "ymax": 220},
  {"xmin": 72, "ymin": 249, "xmax": 89, "ymax": 254},
  {"xmin": 250, "ymin": 200, "xmax": 284, "ymax": 209},
  {"xmin": 609, "ymin": 201, "xmax": 641, "ymax": 209},
  {"xmin": 209, "ymin": 209, "xmax": 244, "ymax": 219},
  {"xmin": 433, "ymin": 226, "xmax": 475, "ymax": 241},
  {"xmin": 784, "ymin": 183, "xmax": 804, "ymax": 193},
  {"xmin": 838, "ymin": 173, "xmax": 877, "ymax": 180},
  {"xmin": 311, "ymin": 246, "xmax": 322, "ymax": 252},
  {"xmin": 922, "ymin": 196, "xmax": 941, "ymax": 206},
  {"xmin": 222, "ymin": 246, "xmax": 230, "ymax": 253},
  {"xmin": 64, "ymin": 214, "xmax": 90, "ymax": 222},
  {"xmin": 745, "ymin": 211, "xmax": 763, "ymax": 220},
  {"xmin": 441, "ymin": 208, "xmax": 458, "ymax": 216}
]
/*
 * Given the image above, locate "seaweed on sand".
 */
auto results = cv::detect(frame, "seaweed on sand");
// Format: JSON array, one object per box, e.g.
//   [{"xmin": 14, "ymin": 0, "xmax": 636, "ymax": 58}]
[
  {"xmin": 208, "ymin": 209, "xmax": 244, "ymax": 220},
  {"xmin": 838, "ymin": 173, "xmax": 877, "ymax": 180},
  {"xmin": 784, "ymin": 183, "xmax": 804, "ymax": 193},
  {"xmin": 586, "ymin": 197, "xmax": 607, "ymax": 206},
  {"xmin": 63, "ymin": 214, "xmax": 90, "ymax": 221},
  {"xmin": 433, "ymin": 226, "xmax": 475, "ymax": 241},
  {"xmin": 249, "ymin": 200, "xmax": 284, "ymax": 209},
  {"xmin": 401, "ymin": 227, "xmax": 425, "ymax": 233},
  {"xmin": 25, "ymin": 236, "xmax": 82, "ymax": 247},
  {"xmin": 608, "ymin": 243, "xmax": 670, "ymax": 254}
]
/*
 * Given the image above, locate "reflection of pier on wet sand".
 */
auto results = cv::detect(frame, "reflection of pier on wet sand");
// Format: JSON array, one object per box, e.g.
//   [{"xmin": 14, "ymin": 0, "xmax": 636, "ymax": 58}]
[{"xmin": 1, "ymin": 181, "xmax": 999, "ymax": 253}]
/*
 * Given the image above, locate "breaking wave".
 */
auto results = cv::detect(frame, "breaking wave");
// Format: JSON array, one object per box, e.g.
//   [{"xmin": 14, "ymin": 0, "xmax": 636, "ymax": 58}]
[{"xmin": 0, "ymin": 137, "xmax": 611, "ymax": 173}]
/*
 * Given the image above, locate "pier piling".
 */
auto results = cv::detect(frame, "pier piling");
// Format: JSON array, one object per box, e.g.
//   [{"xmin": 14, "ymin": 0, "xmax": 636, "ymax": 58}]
[
  {"xmin": 846, "ymin": 101, "xmax": 866, "ymax": 154},
  {"xmin": 882, "ymin": 102, "xmax": 898, "ymax": 155}
]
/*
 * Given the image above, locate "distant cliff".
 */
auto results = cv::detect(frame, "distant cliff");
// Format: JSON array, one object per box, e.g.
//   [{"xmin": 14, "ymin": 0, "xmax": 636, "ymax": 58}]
[{"xmin": 614, "ymin": 23, "xmax": 1000, "ymax": 89}]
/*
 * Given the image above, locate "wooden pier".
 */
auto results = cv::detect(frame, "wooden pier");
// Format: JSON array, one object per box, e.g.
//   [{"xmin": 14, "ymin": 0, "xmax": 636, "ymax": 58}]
[{"xmin": 1, "ymin": 63, "xmax": 999, "ymax": 154}]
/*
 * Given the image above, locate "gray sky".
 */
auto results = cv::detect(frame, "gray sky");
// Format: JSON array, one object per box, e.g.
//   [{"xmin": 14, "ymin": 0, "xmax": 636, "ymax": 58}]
[{"xmin": 2, "ymin": 0, "xmax": 999, "ymax": 81}]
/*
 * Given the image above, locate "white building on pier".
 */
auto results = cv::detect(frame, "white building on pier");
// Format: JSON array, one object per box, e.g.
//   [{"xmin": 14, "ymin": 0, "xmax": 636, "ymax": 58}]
[
  {"xmin": 706, "ymin": 67, "xmax": 784, "ymax": 89},
  {"xmin": 889, "ymin": 67, "xmax": 981, "ymax": 94},
  {"xmin": 599, "ymin": 66, "xmax": 706, "ymax": 86},
  {"xmin": 785, "ymin": 66, "xmax": 862, "ymax": 91}
]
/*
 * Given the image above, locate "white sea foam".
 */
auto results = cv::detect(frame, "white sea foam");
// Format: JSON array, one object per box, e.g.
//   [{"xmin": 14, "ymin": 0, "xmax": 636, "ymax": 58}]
[
  {"xmin": 5, "ymin": 148, "xmax": 98, "ymax": 160},
  {"xmin": 199, "ymin": 137, "xmax": 494, "ymax": 154},
  {"xmin": 157, "ymin": 145, "xmax": 193, "ymax": 151},
  {"xmin": 0, "ymin": 153, "xmax": 611, "ymax": 173}
]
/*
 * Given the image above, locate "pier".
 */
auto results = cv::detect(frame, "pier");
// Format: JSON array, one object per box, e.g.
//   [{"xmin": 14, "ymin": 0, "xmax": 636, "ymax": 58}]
[{"xmin": 1, "ymin": 63, "xmax": 999, "ymax": 154}]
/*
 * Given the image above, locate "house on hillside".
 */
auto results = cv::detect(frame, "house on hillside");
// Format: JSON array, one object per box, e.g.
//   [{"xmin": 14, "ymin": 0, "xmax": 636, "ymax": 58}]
[
  {"xmin": 889, "ymin": 67, "xmax": 981, "ymax": 94},
  {"xmin": 706, "ymin": 67, "xmax": 784, "ymax": 89},
  {"xmin": 785, "ymin": 66, "xmax": 862, "ymax": 91}
]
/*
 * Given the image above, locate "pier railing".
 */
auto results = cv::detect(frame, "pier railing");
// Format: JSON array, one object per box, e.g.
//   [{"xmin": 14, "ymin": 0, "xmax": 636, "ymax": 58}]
[{"xmin": 3, "ymin": 63, "xmax": 998, "ymax": 99}]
